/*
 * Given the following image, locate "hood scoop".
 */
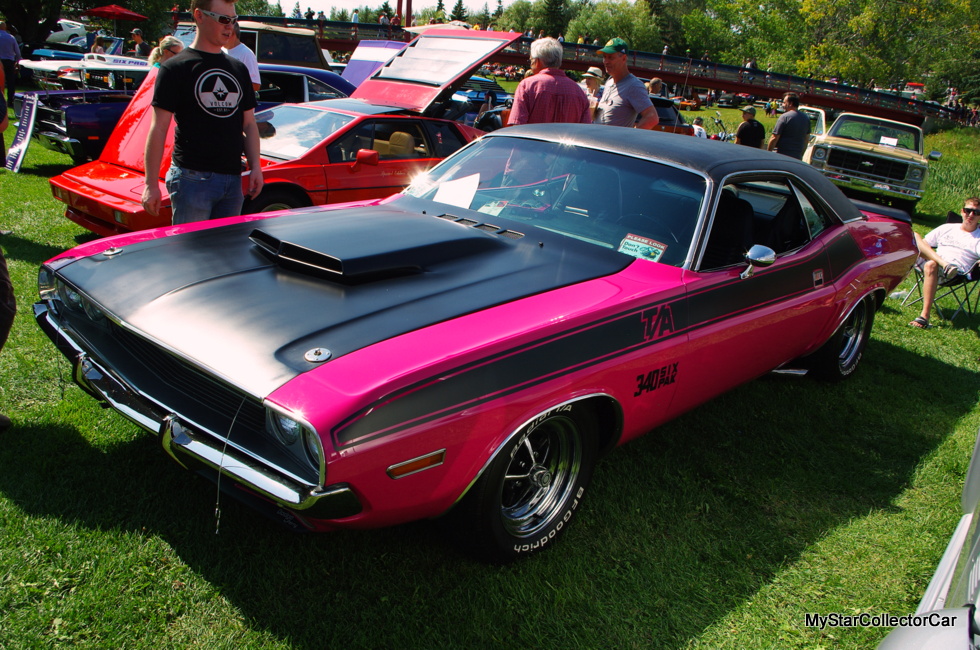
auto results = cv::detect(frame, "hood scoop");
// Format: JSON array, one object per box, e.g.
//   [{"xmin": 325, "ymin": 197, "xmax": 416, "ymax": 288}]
[{"xmin": 248, "ymin": 211, "xmax": 508, "ymax": 283}]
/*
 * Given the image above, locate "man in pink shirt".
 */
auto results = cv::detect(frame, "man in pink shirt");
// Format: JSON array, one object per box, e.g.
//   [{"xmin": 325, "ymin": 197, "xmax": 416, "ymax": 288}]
[{"xmin": 507, "ymin": 37, "xmax": 590, "ymax": 126}]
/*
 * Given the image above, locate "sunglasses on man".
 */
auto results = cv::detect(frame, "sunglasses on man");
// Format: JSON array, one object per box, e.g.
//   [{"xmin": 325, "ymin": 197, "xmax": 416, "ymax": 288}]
[
  {"xmin": 200, "ymin": 9, "xmax": 238, "ymax": 24},
  {"xmin": 963, "ymin": 207, "xmax": 980, "ymax": 215}
]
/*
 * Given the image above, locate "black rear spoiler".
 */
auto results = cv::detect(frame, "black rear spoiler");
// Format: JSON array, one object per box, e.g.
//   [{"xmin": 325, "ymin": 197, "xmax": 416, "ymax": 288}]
[{"xmin": 850, "ymin": 198, "xmax": 912, "ymax": 225}]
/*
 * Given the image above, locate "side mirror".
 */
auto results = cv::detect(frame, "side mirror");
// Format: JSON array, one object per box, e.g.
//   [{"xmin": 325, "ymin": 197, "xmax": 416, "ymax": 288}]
[
  {"xmin": 740, "ymin": 244, "xmax": 776, "ymax": 279},
  {"xmin": 350, "ymin": 148, "xmax": 380, "ymax": 172},
  {"xmin": 929, "ymin": 150, "xmax": 942, "ymax": 161}
]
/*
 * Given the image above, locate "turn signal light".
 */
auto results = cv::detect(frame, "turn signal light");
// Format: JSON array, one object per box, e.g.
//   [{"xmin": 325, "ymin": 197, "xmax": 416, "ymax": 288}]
[{"xmin": 387, "ymin": 449, "xmax": 446, "ymax": 479}]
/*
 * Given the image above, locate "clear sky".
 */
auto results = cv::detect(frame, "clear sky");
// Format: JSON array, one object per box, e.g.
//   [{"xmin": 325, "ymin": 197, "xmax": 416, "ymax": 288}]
[{"xmin": 288, "ymin": 0, "xmax": 514, "ymax": 20}]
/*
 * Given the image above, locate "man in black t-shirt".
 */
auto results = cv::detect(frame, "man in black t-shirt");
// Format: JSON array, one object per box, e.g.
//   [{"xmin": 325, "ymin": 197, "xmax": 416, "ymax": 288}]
[
  {"xmin": 734, "ymin": 105, "xmax": 765, "ymax": 148},
  {"xmin": 141, "ymin": 0, "xmax": 263, "ymax": 224}
]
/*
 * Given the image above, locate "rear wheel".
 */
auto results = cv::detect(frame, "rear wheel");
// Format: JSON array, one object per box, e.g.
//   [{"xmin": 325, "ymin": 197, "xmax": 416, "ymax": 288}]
[
  {"xmin": 449, "ymin": 403, "xmax": 598, "ymax": 563},
  {"xmin": 807, "ymin": 296, "xmax": 875, "ymax": 380}
]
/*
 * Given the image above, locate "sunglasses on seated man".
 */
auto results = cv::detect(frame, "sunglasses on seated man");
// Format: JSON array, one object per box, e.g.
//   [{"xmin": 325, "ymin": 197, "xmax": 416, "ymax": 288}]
[
  {"xmin": 963, "ymin": 207, "xmax": 980, "ymax": 216},
  {"xmin": 199, "ymin": 8, "xmax": 238, "ymax": 24}
]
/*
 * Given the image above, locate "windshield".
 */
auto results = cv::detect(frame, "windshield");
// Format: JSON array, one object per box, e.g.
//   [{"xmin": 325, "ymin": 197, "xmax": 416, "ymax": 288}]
[
  {"xmin": 255, "ymin": 105, "xmax": 354, "ymax": 160},
  {"xmin": 829, "ymin": 115, "xmax": 921, "ymax": 153},
  {"xmin": 404, "ymin": 137, "xmax": 706, "ymax": 267}
]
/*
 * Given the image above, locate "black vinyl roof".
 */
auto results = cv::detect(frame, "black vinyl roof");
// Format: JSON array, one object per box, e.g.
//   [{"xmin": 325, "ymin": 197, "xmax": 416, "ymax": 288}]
[{"xmin": 486, "ymin": 124, "xmax": 864, "ymax": 221}]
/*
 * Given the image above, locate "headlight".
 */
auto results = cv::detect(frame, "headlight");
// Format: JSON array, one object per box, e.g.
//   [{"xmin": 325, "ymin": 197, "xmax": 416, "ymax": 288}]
[
  {"xmin": 38, "ymin": 259, "xmax": 75, "ymax": 300},
  {"xmin": 812, "ymin": 147, "xmax": 827, "ymax": 161},
  {"xmin": 56, "ymin": 279, "xmax": 83, "ymax": 311},
  {"xmin": 909, "ymin": 167, "xmax": 924, "ymax": 180},
  {"xmin": 269, "ymin": 412, "xmax": 302, "ymax": 445},
  {"xmin": 266, "ymin": 408, "xmax": 323, "ymax": 467},
  {"xmin": 303, "ymin": 427, "xmax": 323, "ymax": 467}
]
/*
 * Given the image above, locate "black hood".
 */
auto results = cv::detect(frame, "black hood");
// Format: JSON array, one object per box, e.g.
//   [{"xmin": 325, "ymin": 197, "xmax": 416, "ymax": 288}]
[{"xmin": 58, "ymin": 200, "xmax": 630, "ymax": 397}]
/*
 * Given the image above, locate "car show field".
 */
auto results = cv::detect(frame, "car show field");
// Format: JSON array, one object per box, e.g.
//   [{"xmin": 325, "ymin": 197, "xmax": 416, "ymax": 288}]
[{"xmin": 2, "ymin": 67, "xmax": 980, "ymax": 650}]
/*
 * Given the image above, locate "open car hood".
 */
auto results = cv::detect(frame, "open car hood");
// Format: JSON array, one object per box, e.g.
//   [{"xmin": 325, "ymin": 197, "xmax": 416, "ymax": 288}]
[
  {"xmin": 350, "ymin": 29, "xmax": 521, "ymax": 114},
  {"xmin": 341, "ymin": 40, "xmax": 408, "ymax": 87}
]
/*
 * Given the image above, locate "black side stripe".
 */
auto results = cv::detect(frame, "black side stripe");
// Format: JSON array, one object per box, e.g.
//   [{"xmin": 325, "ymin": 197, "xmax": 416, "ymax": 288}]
[{"xmin": 332, "ymin": 231, "xmax": 866, "ymax": 448}]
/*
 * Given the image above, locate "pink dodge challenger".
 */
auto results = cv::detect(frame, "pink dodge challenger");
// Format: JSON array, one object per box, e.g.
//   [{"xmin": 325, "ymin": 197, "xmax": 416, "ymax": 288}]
[{"xmin": 35, "ymin": 125, "xmax": 917, "ymax": 562}]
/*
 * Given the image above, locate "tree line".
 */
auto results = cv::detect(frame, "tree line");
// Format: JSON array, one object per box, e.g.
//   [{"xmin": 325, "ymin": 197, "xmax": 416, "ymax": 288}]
[{"xmin": 6, "ymin": 0, "xmax": 978, "ymax": 101}]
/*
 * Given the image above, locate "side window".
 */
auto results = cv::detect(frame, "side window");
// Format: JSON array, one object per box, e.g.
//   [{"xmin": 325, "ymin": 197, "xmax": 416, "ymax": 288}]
[
  {"xmin": 701, "ymin": 177, "xmax": 817, "ymax": 271},
  {"xmin": 240, "ymin": 31, "xmax": 257, "ymax": 54},
  {"xmin": 328, "ymin": 122, "xmax": 376, "ymax": 163},
  {"xmin": 736, "ymin": 178, "xmax": 811, "ymax": 255},
  {"xmin": 371, "ymin": 121, "xmax": 427, "ymax": 160},
  {"xmin": 792, "ymin": 184, "xmax": 834, "ymax": 240},
  {"xmin": 257, "ymin": 72, "xmax": 286, "ymax": 103},
  {"xmin": 306, "ymin": 77, "xmax": 347, "ymax": 101},
  {"xmin": 424, "ymin": 122, "xmax": 466, "ymax": 158},
  {"xmin": 701, "ymin": 183, "xmax": 757, "ymax": 270}
]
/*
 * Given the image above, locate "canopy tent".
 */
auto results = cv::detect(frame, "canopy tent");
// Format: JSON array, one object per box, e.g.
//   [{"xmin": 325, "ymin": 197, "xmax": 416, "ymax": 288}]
[{"xmin": 81, "ymin": 4, "xmax": 148, "ymax": 36}]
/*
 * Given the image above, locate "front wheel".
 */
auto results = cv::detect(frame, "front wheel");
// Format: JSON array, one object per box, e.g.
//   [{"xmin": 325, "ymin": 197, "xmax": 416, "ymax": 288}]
[
  {"xmin": 807, "ymin": 296, "xmax": 875, "ymax": 380},
  {"xmin": 448, "ymin": 403, "xmax": 598, "ymax": 563},
  {"xmin": 242, "ymin": 188, "xmax": 311, "ymax": 214}
]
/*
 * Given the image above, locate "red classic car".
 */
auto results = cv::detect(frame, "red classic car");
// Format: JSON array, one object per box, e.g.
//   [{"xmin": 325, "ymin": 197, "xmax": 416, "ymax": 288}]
[
  {"xmin": 48, "ymin": 29, "xmax": 517, "ymax": 236},
  {"xmin": 35, "ymin": 126, "xmax": 917, "ymax": 562}
]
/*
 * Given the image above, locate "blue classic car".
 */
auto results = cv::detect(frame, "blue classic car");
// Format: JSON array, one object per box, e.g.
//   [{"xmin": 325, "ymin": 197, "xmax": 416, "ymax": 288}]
[{"xmin": 14, "ymin": 64, "xmax": 355, "ymax": 164}]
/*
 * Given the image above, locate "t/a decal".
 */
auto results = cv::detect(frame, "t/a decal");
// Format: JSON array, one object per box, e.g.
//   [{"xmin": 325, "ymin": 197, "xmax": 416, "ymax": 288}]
[
  {"xmin": 641, "ymin": 304, "xmax": 675, "ymax": 341},
  {"xmin": 634, "ymin": 363, "xmax": 678, "ymax": 396}
]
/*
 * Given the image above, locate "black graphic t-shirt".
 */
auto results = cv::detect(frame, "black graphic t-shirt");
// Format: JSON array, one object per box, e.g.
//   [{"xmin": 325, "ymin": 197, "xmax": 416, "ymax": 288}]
[{"xmin": 153, "ymin": 48, "xmax": 256, "ymax": 175}]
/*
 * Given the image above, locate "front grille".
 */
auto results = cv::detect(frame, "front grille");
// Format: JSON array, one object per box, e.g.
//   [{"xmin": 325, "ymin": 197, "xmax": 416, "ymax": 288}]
[
  {"xmin": 75, "ymin": 317, "xmax": 321, "ymax": 484},
  {"xmin": 108, "ymin": 321, "xmax": 266, "ymax": 434},
  {"xmin": 827, "ymin": 149, "xmax": 909, "ymax": 182}
]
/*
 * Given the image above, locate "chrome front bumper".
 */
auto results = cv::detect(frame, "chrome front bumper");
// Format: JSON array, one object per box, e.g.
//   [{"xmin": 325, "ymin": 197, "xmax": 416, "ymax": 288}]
[
  {"xmin": 34, "ymin": 302, "xmax": 361, "ymax": 522},
  {"xmin": 819, "ymin": 169, "xmax": 923, "ymax": 202},
  {"xmin": 35, "ymin": 130, "xmax": 86, "ymax": 160}
]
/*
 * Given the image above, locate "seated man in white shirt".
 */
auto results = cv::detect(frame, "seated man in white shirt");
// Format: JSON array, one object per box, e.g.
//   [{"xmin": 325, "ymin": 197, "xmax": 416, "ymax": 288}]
[{"xmin": 910, "ymin": 196, "xmax": 980, "ymax": 328}]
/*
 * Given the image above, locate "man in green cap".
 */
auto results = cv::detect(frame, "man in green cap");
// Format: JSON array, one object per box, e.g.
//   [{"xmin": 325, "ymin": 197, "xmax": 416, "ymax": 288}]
[{"xmin": 594, "ymin": 37, "xmax": 659, "ymax": 129}]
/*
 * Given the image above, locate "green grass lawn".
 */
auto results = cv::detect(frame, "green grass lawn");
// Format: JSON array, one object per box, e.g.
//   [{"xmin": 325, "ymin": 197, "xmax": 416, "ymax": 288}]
[{"xmin": 1, "ymin": 102, "xmax": 979, "ymax": 648}]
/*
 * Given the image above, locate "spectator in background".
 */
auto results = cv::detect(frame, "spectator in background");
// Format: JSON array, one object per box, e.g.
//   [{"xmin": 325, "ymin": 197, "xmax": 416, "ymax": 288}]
[
  {"xmin": 593, "ymin": 38, "xmax": 658, "ymax": 129},
  {"xmin": 223, "ymin": 21, "xmax": 260, "ymax": 91},
  {"xmin": 646, "ymin": 77, "xmax": 667, "ymax": 97},
  {"xmin": 508, "ymin": 38, "xmax": 590, "ymax": 126},
  {"xmin": 767, "ymin": 92, "xmax": 810, "ymax": 158},
  {"xmin": 579, "ymin": 65, "xmax": 603, "ymax": 118},
  {"xmin": 0, "ymin": 236, "xmax": 14, "ymax": 432},
  {"xmin": 735, "ymin": 105, "xmax": 765, "ymax": 148},
  {"xmin": 0, "ymin": 64, "xmax": 13, "ymax": 433},
  {"xmin": 91, "ymin": 36, "xmax": 106, "ymax": 54},
  {"xmin": 691, "ymin": 116, "xmax": 707, "ymax": 138},
  {"xmin": 148, "ymin": 35, "xmax": 183, "ymax": 66},
  {"xmin": 0, "ymin": 22, "xmax": 17, "ymax": 112},
  {"xmin": 131, "ymin": 28, "xmax": 152, "ymax": 58},
  {"xmin": 0, "ymin": 62, "xmax": 8, "ymax": 158}
]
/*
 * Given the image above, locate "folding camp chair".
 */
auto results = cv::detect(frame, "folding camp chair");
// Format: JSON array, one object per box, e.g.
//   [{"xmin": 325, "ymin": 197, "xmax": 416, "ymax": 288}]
[{"xmin": 903, "ymin": 260, "xmax": 980, "ymax": 322}]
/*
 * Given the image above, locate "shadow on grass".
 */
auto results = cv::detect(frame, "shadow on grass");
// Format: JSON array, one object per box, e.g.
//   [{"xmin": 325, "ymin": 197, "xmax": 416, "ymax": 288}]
[
  {"xmin": 0, "ymin": 232, "xmax": 69, "ymax": 266},
  {"xmin": 0, "ymin": 338, "xmax": 975, "ymax": 648},
  {"xmin": 11, "ymin": 162, "xmax": 75, "ymax": 179}
]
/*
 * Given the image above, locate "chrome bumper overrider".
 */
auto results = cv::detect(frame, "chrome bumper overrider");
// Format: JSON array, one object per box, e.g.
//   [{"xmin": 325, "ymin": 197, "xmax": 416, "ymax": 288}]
[{"xmin": 34, "ymin": 302, "xmax": 361, "ymax": 521}]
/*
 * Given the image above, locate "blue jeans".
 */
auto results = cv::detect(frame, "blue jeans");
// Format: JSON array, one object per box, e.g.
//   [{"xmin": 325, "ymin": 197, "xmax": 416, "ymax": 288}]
[{"xmin": 166, "ymin": 166, "xmax": 244, "ymax": 225}]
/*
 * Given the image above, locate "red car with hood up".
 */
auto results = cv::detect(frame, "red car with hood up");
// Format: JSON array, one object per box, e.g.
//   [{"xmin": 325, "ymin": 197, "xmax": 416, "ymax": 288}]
[{"xmin": 49, "ymin": 29, "xmax": 518, "ymax": 236}]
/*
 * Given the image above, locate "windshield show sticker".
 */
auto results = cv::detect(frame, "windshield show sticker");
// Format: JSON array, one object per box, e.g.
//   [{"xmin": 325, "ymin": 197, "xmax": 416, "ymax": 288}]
[{"xmin": 619, "ymin": 234, "xmax": 666, "ymax": 262}]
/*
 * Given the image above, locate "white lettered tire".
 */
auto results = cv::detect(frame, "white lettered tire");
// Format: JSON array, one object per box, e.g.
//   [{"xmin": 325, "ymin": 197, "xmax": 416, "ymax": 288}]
[{"xmin": 450, "ymin": 402, "xmax": 598, "ymax": 563}]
